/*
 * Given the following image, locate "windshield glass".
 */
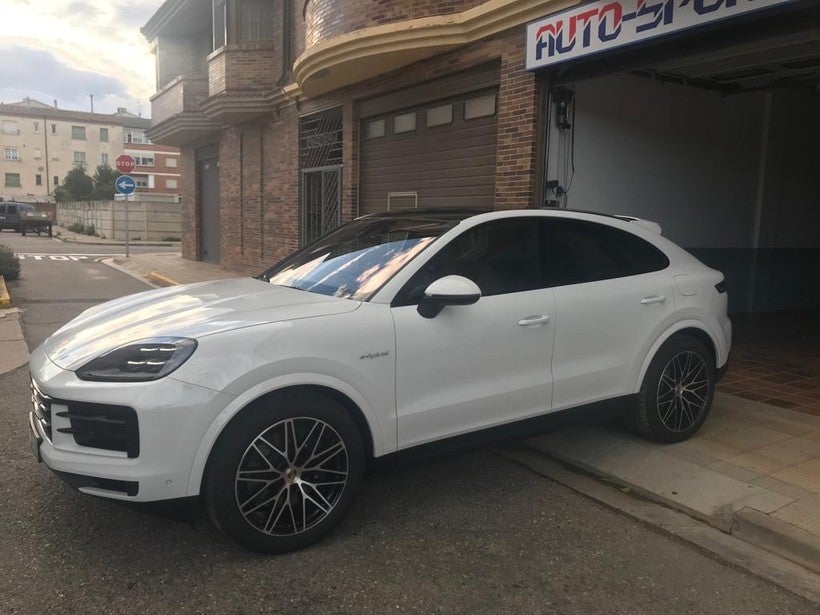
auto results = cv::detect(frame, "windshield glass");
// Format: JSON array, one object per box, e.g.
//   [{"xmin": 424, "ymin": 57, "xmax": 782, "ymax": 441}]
[{"xmin": 261, "ymin": 215, "xmax": 462, "ymax": 301}]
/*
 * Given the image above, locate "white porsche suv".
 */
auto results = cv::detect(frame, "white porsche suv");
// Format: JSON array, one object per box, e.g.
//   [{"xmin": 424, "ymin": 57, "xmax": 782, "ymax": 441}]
[{"xmin": 28, "ymin": 208, "xmax": 731, "ymax": 553}]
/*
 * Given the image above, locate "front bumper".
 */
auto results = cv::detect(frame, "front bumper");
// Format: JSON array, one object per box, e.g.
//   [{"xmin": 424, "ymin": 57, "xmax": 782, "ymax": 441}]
[{"xmin": 28, "ymin": 345, "xmax": 231, "ymax": 502}]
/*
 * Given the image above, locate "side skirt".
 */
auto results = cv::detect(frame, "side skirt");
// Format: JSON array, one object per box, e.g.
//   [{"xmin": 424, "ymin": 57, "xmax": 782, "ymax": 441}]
[{"xmin": 373, "ymin": 395, "xmax": 638, "ymax": 471}]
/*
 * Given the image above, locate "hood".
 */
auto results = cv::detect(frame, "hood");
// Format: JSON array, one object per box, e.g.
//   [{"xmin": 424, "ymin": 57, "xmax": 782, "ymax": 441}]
[{"xmin": 44, "ymin": 277, "xmax": 360, "ymax": 371}]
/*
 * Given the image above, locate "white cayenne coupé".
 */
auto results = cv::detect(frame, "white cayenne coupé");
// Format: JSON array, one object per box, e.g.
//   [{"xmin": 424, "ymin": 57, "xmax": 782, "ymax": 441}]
[{"xmin": 29, "ymin": 208, "xmax": 731, "ymax": 553}]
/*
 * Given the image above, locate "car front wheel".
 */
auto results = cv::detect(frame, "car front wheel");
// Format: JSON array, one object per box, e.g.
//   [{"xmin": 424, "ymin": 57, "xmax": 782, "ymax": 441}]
[
  {"xmin": 629, "ymin": 335, "xmax": 716, "ymax": 443},
  {"xmin": 205, "ymin": 390, "xmax": 364, "ymax": 553}
]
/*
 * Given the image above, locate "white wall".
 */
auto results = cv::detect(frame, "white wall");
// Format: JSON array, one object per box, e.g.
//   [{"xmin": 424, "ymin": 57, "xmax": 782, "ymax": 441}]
[{"xmin": 549, "ymin": 74, "xmax": 768, "ymax": 249}]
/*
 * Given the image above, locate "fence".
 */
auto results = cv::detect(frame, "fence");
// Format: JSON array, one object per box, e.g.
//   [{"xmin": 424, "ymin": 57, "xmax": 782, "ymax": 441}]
[{"xmin": 57, "ymin": 200, "xmax": 182, "ymax": 242}]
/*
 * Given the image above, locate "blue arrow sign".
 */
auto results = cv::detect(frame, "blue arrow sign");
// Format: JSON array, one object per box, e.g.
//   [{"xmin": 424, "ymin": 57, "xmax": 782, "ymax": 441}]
[{"xmin": 116, "ymin": 175, "xmax": 136, "ymax": 195}]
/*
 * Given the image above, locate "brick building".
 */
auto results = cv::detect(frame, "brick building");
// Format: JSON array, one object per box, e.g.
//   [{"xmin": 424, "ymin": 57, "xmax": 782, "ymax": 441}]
[{"xmin": 142, "ymin": 1, "xmax": 820, "ymax": 313}]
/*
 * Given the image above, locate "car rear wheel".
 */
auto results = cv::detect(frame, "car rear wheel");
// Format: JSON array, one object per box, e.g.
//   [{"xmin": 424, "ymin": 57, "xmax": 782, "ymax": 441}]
[
  {"xmin": 629, "ymin": 335, "xmax": 715, "ymax": 443},
  {"xmin": 205, "ymin": 390, "xmax": 364, "ymax": 553}
]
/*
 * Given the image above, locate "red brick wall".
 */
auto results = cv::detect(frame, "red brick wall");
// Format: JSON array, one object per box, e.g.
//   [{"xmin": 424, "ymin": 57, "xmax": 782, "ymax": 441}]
[
  {"xmin": 305, "ymin": 0, "xmax": 486, "ymax": 47},
  {"xmin": 208, "ymin": 43, "xmax": 279, "ymax": 96},
  {"xmin": 495, "ymin": 36, "xmax": 542, "ymax": 210},
  {"xmin": 180, "ymin": 147, "xmax": 200, "ymax": 260}
]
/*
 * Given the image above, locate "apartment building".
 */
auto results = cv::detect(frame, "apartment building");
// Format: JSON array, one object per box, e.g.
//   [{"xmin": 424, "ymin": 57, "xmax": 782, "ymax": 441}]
[
  {"xmin": 120, "ymin": 110, "xmax": 182, "ymax": 195},
  {"xmin": 0, "ymin": 99, "xmax": 181, "ymax": 202},
  {"xmin": 143, "ymin": 0, "xmax": 820, "ymax": 313},
  {"xmin": 0, "ymin": 98, "xmax": 123, "ymax": 201}
]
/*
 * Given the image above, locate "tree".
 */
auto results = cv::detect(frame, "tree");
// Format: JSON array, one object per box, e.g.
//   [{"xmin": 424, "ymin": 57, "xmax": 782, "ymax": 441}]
[
  {"xmin": 57, "ymin": 165, "xmax": 94, "ymax": 201},
  {"xmin": 92, "ymin": 164, "xmax": 117, "ymax": 200}
]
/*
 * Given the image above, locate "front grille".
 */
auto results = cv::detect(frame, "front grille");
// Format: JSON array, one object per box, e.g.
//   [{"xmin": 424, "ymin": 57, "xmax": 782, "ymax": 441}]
[
  {"xmin": 55, "ymin": 402, "xmax": 140, "ymax": 458},
  {"xmin": 31, "ymin": 379, "xmax": 52, "ymax": 440},
  {"xmin": 30, "ymin": 376, "xmax": 139, "ymax": 458}
]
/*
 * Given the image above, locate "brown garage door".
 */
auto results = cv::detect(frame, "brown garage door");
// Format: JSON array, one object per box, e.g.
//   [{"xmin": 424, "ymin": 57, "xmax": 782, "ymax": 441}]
[{"xmin": 360, "ymin": 88, "xmax": 498, "ymax": 214}]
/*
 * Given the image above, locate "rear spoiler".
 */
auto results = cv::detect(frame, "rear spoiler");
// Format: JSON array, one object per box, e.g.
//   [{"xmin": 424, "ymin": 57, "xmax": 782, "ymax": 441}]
[{"xmin": 614, "ymin": 215, "xmax": 662, "ymax": 235}]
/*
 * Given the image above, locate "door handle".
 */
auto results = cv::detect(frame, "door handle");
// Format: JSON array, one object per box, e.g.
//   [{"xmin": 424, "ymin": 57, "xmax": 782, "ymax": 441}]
[
  {"xmin": 517, "ymin": 315, "xmax": 551, "ymax": 327},
  {"xmin": 640, "ymin": 295, "xmax": 666, "ymax": 305}
]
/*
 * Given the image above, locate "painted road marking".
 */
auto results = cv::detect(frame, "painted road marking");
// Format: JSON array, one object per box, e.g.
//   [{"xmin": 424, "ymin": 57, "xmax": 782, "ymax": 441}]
[{"xmin": 17, "ymin": 254, "xmax": 119, "ymax": 261}]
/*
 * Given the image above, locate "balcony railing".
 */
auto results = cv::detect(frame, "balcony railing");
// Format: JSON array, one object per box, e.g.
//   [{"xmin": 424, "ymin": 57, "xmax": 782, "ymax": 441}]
[
  {"xmin": 304, "ymin": 0, "xmax": 486, "ymax": 48},
  {"xmin": 150, "ymin": 76, "xmax": 209, "ymax": 126},
  {"xmin": 148, "ymin": 76, "xmax": 218, "ymax": 146}
]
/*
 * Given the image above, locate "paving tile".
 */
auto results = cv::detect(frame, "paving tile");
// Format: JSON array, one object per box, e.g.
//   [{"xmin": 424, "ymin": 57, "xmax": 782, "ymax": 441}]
[
  {"xmin": 751, "ymin": 475, "xmax": 814, "ymax": 500},
  {"xmin": 726, "ymin": 439, "xmax": 816, "ymax": 474},
  {"xmin": 762, "ymin": 398, "xmax": 803, "ymax": 409},
  {"xmin": 770, "ymin": 458, "xmax": 820, "ymax": 493},
  {"xmin": 707, "ymin": 460, "xmax": 761, "ymax": 483},
  {"xmin": 704, "ymin": 425, "xmax": 794, "ymax": 452},
  {"xmin": 734, "ymin": 390, "xmax": 771, "ymax": 402},
  {"xmin": 668, "ymin": 436, "xmax": 751, "ymax": 463},
  {"xmin": 772, "ymin": 493, "xmax": 820, "ymax": 535}
]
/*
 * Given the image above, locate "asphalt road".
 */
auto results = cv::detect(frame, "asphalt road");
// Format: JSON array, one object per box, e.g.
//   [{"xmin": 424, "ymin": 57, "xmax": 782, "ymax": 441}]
[{"xmin": 0, "ymin": 231, "xmax": 816, "ymax": 614}]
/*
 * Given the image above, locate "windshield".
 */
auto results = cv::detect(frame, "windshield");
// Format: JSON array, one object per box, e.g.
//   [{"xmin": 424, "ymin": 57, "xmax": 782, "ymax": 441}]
[{"xmin": 261, "ymin": 216, "xmax": 461, "ymax": 301}]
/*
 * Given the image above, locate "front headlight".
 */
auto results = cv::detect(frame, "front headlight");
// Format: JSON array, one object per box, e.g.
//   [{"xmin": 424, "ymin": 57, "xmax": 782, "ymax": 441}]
[{"xmin": 75, "ymin": 337, "xmax": 198, "ymax": 382}]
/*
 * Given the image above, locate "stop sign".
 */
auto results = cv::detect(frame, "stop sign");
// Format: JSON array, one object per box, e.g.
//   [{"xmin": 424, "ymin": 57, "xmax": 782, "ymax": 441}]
[{"xmin": 115, "ymin": 154, "xmax": 136, "ymax": 174}]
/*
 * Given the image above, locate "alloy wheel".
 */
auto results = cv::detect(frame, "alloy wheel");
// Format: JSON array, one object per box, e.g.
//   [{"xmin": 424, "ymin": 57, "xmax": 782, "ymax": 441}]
[
  {"xmin": 656, "ymin": 351, "xmax": 710, "ymax": 432},
  {"xmin": 235, "ymin": 417, "xmax": 349, "ymax": 536}
]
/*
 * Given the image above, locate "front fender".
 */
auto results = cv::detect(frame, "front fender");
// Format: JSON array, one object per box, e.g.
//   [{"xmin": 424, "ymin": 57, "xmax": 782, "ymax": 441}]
[{"xmin": 184, "ymin": 372, "xmax": 390, "ymax": 497}]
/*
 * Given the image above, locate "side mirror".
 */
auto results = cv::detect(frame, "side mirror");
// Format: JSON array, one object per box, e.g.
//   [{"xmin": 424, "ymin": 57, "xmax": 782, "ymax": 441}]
[{"xmin": 417, "ymin": 275, "xmax": 481, "ymax": 319}]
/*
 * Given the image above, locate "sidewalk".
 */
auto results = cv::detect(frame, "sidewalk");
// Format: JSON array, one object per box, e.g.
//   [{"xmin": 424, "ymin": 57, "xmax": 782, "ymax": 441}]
[
  {"xmin": 106, "ymin": 252, "xmax": 240, "ymax": 287},
  {"xmin": 0, "ymin": 308, "xmax": 28, "ymax": 375}
]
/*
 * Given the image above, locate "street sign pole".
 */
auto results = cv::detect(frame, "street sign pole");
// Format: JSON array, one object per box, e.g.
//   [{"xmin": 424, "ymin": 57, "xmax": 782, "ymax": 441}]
[
  {"xmin": 125, "ymin": 194, "xmax": 130, "ymax": 259},
  {"xmin": 114, "ymin": 169, "xmax": 137, "ymax": 259}
]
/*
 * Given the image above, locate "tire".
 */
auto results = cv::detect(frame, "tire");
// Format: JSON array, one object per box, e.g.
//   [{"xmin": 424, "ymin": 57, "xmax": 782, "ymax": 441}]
[
  {"xmin": 204, "ymin": 390, "xmax": 364, "ymax": 554},
  {"xmin": 628, "ymin": 335, "xmax": 716, "ymax": 443}
]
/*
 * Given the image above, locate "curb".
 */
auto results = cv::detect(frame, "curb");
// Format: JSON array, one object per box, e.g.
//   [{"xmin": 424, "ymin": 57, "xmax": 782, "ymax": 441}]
[
  {"xmin": 0, "ymin": 275, "xmax": 10, "ymax": 309},
  {"xmin": 519, "ymin": 442, "xmax": 820, "ymax": 578},
  {"xmin": 147, "ymin": 272, "xmax": 180, "ymax": 287},
  {"xmin": 732, "ymin": 508, "xmax": 820, "ymax": 575}
]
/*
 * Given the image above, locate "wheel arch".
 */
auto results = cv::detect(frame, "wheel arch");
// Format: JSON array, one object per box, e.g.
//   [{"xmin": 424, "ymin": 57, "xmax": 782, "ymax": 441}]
[
  {"xmin": 188, "ymin": 377, "xmax": 383, "ymax": 498},
  {"xmin": 634, "ymin": 321, "xmax": 721, "ymax": 393}
]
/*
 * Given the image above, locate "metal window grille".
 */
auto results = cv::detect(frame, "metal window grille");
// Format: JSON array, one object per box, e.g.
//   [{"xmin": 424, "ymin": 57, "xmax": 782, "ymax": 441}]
[{"xmin": 299, "ymin": 107, "xmax": 343, "ymax": 245}]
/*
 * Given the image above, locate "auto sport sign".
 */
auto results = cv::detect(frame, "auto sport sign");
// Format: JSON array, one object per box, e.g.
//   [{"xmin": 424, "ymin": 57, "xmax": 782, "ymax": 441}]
[{"xmin": 526, "ymin": 0, "xmax": 796, "ymax": 70}]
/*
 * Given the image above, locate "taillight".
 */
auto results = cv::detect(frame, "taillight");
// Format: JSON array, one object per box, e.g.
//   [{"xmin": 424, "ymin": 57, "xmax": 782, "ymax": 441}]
[{"xmin": 715, "ymin": 280, "xmax": 726, "ymax": 294}]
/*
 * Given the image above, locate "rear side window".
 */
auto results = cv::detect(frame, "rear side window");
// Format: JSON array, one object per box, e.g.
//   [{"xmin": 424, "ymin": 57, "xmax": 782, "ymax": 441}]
[
  {"xmin": 547, "ymin": 219, "xmax": 669, "ymax": 287},
  {"xmin": 7, "ymin": 205, "xmax": 17, "ymax": 215}
]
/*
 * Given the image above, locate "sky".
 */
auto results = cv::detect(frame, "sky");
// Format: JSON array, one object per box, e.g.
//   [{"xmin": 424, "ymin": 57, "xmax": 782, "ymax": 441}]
[{"xmin": 0, "ymin": 0, "xmax": 166, "ymax": 117}]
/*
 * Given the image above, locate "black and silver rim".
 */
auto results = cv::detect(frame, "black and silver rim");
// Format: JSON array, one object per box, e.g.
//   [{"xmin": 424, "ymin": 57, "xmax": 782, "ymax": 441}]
[
  {"xmin": 657, "ymin": 351, "xmax": 710, "ymax": 432},
  {"xmin": 235, "ymin": 417, "xmax": 349, "ymax": 536}
]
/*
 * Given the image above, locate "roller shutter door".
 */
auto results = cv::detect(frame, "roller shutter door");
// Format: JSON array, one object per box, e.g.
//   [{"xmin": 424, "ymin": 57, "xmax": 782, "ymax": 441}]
[{"xmin": 360, "ymin": 88, "xmax": 498, "ymax": 214}]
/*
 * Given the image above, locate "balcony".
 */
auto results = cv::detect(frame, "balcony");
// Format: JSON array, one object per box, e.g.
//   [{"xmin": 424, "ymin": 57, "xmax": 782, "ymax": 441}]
[
  {"xmin": 200, "ymin": 42, "xmax": 285, "ymax": 125},
  {"xmin": 293, "ymin": 0, "xmax": 568, "ymax": 98},
  {"xmin": 148, "ymin": 76, "xmax": 219, "ymax": 146},
  {"xmin": 305, "ymin": 0, "xmax": 485, "ymax": 48}
]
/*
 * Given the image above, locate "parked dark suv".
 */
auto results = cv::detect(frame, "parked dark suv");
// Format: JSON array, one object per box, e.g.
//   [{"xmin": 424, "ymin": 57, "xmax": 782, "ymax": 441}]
[
  {"xmin": 0, "ymin": 201, "xmax": 35, "ymax": 232},
  {"xmin": 0, "ymin": 201, "xmax": 53, "ymax": 236}
]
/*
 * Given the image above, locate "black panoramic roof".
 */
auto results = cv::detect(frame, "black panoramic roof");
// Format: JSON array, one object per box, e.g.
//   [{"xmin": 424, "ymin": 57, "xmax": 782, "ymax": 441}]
[
  {"xmin": 360, "ymin": 208, "xmax": 492, "ymax": 221},
  {"xmin": 358, "ymin": 207, "xmax": 638, "ymax": 224}
]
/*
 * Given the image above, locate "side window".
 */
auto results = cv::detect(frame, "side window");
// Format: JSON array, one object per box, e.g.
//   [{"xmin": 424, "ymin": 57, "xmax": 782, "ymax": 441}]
[
  {"xmin": 547, "ymin": 219, "xmax": 669, "ymax": 287},
  {"xmin": 7, "ymin": 205, "xmax": 18, "ymax": 215},
  {"xmin": 395, "ymin": 218, "xmax": 545, "ymax": 305}
]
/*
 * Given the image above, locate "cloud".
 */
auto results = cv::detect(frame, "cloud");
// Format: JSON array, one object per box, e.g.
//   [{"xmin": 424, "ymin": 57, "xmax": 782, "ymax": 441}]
[
  {"xmin": 0, "ymin": 0, "xmax": 165, "ymax": 115},
  {"xmin": 0, "ymin": 46, "xmax": 128, "ymax": 104}
]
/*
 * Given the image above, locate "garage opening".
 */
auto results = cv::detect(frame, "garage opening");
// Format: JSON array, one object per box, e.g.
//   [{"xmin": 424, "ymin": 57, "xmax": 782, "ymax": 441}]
[{"xmin": 537, "ymin": 4, "xmax": 820, "ymax": 315}]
